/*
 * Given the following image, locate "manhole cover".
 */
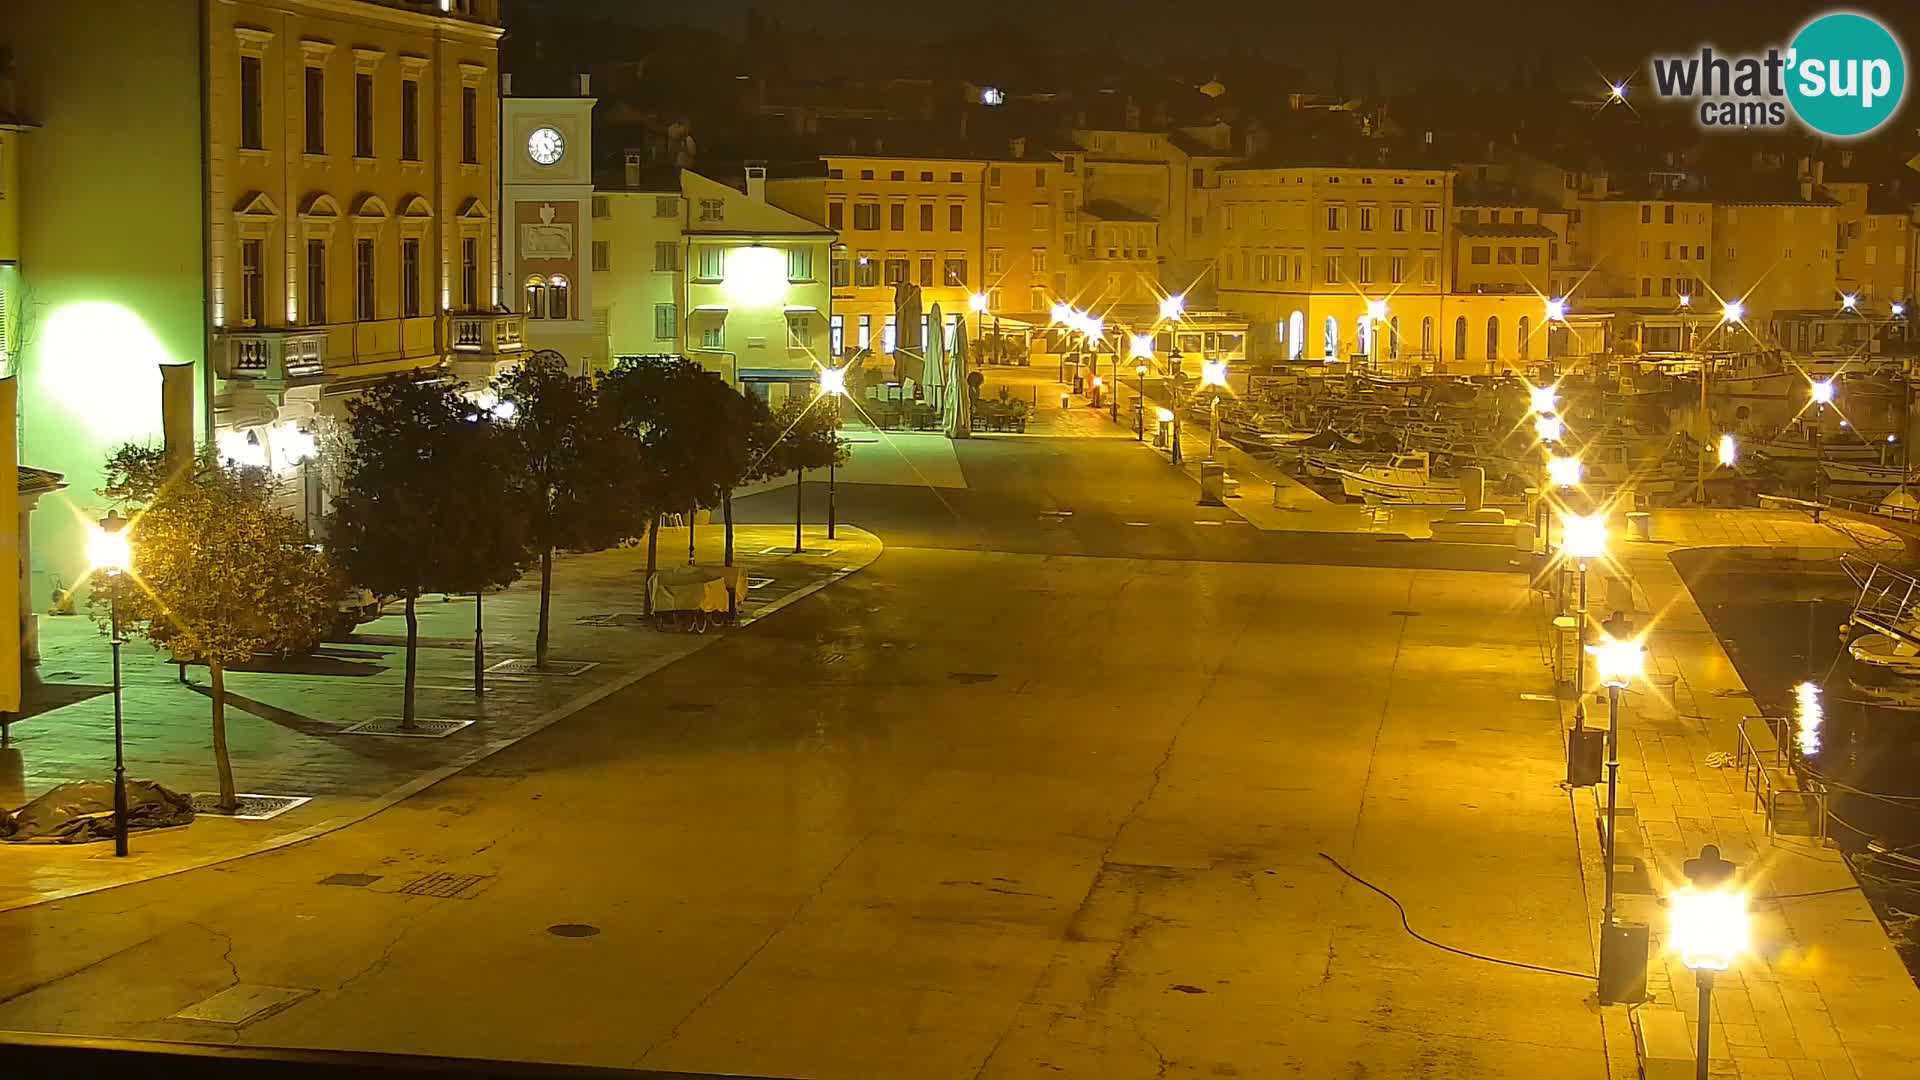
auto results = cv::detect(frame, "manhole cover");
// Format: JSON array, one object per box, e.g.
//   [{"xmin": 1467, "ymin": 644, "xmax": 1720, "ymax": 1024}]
[
  {"xmin": 948, "ymin": 672, "xmax": 998, "ymax": 684},
  {"xmin": 190, "ymin": 793, "xmax": 311, "ymax": 820},
  {"xmin": 486, "ymin": 659, "xmax": 596, "ymax": 676},
  {"xmin": 174, "ymin": 984, "xmax": 311, "ymax": 1025},
  {"xmin": 667, "ymin": 702, "xmax": 713, "ymax": 713},
  {"xmin": 547, "ymin": 923, "xmax": 600, "ymax": 938},
  {"xmin": 318, "ymin": 873, "xmax": 381, "ymax": 888},
  {"xmin": 340, "ymin": 717, "xmax": 474, "ymax": 739},
  {"xmin": 397, "ymin": 872, "xmax": 492, "ymax": 899}
]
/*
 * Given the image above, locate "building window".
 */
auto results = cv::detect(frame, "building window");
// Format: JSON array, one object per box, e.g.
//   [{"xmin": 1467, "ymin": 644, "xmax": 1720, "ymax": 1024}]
[
  {"xmin": 240, "ymin": 239, "xmax": 264, "ymax": 326},
  {"xmin": 1388, "ymin": 316, "xmax": 1400, "ymax": 359},
  {"xmin": 1421, "ymin": 254, "xmax": 1438, "ymax": 284},
  {"xmin": 1324, "ymin": 315, "xmax": 1339, "ymax": 358},
  {"xmin": 1521, "ymin": 247, "xmax": 1540, "ymax": 265},
  {"xmin": 1358, "ymin": 206, "xmax": 1375, "ymax": 232},
  {"xmin": 1421, "ymin": 316, "xmax": 1434, "ymax": 356},
  {"xmin": 831, "ymin": 252, "xmax": 850, "ymax": 286},
  {"xmin": 986, "ymin": 203, "xmax": 1004, "ymax": 229},
  {"xmin": 1356, "ymin": 255, "xmax": 1373, "ymax": 283},
  {"xmin": 1192, "ymin": 215, "xmax": 1204, "ymax": 237},
  {"xmin": 592, "ymin": 240, "xmax": 611, "ymax": 272},
  {"xmin": 1641, "ymin": 277, "xmax": 1652, "ymax": 296},
  {"xmin": 702, "ymin": 323, "xmax": 724, "ymax": 349},
  {"xmin": 787, "ymin": 247, "xmax": 814, "ymax": 281},
  {"xmin": 1486, "ymin": 316, "xmax": 1500, "ymax": 361},
  {"xmin": 354, "ymin": 73, "xmax": 374, "ymax": 157},
  {"xmin": 988, "ymin": 166, "xmax": 1002, "ymax": 187},
  {"xmin": 1326, "ymin": 205, "xmax": 1345, "ymax": 231},
  {"xmin": 883, "ymin": 315, "xmax": 897, "ymax": 352},
  {"xmin": 853, "ymin": 203, "xmax": 880, "ymax": 230},
  {"xmin": 548, "ymin": 274, "xmax": 570, "ymax": 320},
  {"xmin": 830, "ymin": 314, "xmax": 844, "ymax": 355},
  {"xmin": 357, "ymin": 240, "xmax": 378, "ymax": 320},
  {"xmin": 306, "ymin": 239, "xmax": 328, "ymax": 324},
  {"xmin": 1030, "ymin": 286, "xmax": 1046, "ymax": 311},
  {"xmin": 304, "ymin": 67, "xmax": 325, "ymax": 154},
  {"xmin": 400, "ymin": 238, "xmax": 421, "ymax": 317},
  {"xmin": 854, "ymin": 254, "xmax": 879, "ymax": 287},
  {"xmin": 1031, "ymin": 248, "xmax": 1047, "ymax": 273},
  {"xmin": 654, "ymin": 241, "xmax": 678, "ymax": 271},
  {"xmin": 1389, "ymin": 256, "xmax": 1405, "ymax": 283},
  {"xmin": 858, "ymin": 314, "xmax": 871, "ymax": 350},
  {"xmin": 591, "ymin": 196, "xmax": 610, "ymax": 219},
  {"xmin": 884, "ymin": 256, "xmax": 909, "ymax": 285},
  {"xmin": 1324, "ymin": 255, "xmax": 1340, "ymax": 282},
  {"xmin": 699, "ymin": 199, "xmax": 725, "ymax": 223},
  {"xmin": 1497, "ymin": 247, "xmax": 1517, "ymax": 265},
  {"xmin": 919, "ymin": 203, "xmax": 934, "ymax": 230},
  {"xmin": 916, "ymin": 256, "xmax": 932, "ymax": 286},
  {"xmin": 1641, "ymin": 205, "xmax": 1652, "ymax": 224},
  {"xmin": 787, "ymin": 313, "xmax": 811, "ymax": 348},
  {"xmin": 461, "ymin": 237, "xmax": 477, "ymax": 310},
  {"xmin": 461, "ymin": 86, "xmax": 478, "ymax": 163},
  {"xmin": 944, "ymin": 258, "xmax": 968, "ymax": 286},
  {"xmin": 655, "ymin": 196, "xmax": 678, "ymax": 219},
  {"xmin": 401, "ymin": 78, "xmax": 420, "ymax": 160},
  {"xmin": 949, "ymin": 205, "xmax": 964, "ymax": 231},
  {"xmin": 1423, "ymin": 206, "xmax": 1438, "ymax": 232},
  {"xmin": 1392, "ymin": 206, "xmax": 1407, "ymax": 232},
  {"xmin": 988, "ymin": 287, "xmax": 1002, "ymax": 310},
  {"xmin": 1518, "ymin": 315, "xmax": 1531, "ymax": 361},
  {"xmin": 985, "ymin": 249, "xmax": 1004, "ymax": 275},
  {"xmin": 828, "ymin": 202, "xmax": 844, "ymax": 229},
  {"xmin": 1664, "ymin": 204, "xmax": 1676, "ymax": 224},
  {"xmin": 1471, "ymin": 246, "xmax": 1490, "ymax": 265},
  {"xmin": 240, "ymin": 56, "xmax": 264, "ymax": 150},
  {"xmin": 696, "ymin": 246, "xmax": 724, "ymax": 281},
  {"xmin": 890, "ymin": 203, "xmax": 906, "ymax": 230},
  {"xmin": 1454, "ymin": 316, "xmax": 1467, "ymax": 359},
  {"xmin": 859, "ymin": 169, "xmax": 874, "ymax": 180},
  {"xmin": 654, "ymin": 303, "xmax": 676, "ymax": 340}
]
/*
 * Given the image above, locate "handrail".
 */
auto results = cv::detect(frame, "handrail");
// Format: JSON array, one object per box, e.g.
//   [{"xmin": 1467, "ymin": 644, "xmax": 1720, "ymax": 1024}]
[{"xmin": 1734, "ymin": 715, "xmax": 1829, "ymax": 844}]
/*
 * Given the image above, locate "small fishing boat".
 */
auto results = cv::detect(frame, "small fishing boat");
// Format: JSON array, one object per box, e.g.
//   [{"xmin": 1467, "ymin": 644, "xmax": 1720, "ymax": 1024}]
[
  {"xmin": 1822, "ymin": 459, "xmax": 1911, "ymax": 487},
  {"xmin": 1330, "ymin": 451, "xmax": 1465, "ymax": 504}
]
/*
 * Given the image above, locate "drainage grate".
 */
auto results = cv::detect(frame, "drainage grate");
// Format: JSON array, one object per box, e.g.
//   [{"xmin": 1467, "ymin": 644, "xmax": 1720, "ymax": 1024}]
[
  {"xmin": 486, "ymin": 659, "xmax": 596, "ymax": 676},
  {"xmin": 948, "ymin": 672, "xmax": 999, "ymax": 685},
  {"xmin": 318, "ymin": 873, "xmax": 382, "ymax": 888},
  {"xmin": 174, "ymin": 984, "xmax": 311, "ymax": 1025},
  {"xmin": 397, "ymin": 872, "xmax": 492, "ymax": 899},
  {"xmin": 547, "ymin": 923, "xmax": 600, "ymax": 938},
  {"xmin": 191, "ymin": 793, "xmax": 311, "ymax": 820},
  {"xmin": 339, "ymin": 717, "xmax": 474, "ymax": 739}
]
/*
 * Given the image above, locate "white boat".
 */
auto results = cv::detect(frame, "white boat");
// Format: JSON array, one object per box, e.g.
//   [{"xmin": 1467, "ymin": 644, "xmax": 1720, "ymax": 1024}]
[
  {"xmin": 1331, "ymin": 451, "xmax": 1464, "ymax": 504},
  {"xmin": 1849, "ymin": 632, "xmax": 1920, "ymax": 677},
  {"xmin": 1822, "ymin": 460, "xmax": 1910, "ymax": 487},
  {"xmin": 1754, "ymin": 421, "xmax": 1887, "ymax": 462}
]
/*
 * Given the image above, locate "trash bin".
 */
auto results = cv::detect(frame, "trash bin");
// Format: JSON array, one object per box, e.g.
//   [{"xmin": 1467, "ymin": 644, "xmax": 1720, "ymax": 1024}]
[
  {"xmin": 1627, "ymin": 511, "xmax": 1652, "ymax": 541},
  {"xmin": 1199, "ymin": 461, "xmax": 1226, "ymax": 506}
]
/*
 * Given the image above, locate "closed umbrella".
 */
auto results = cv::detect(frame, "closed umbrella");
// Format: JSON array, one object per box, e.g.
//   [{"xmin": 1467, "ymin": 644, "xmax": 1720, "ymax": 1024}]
[
  {"xmin": 921, "ymin": 302, "xmax": 947, "ymax": 413},
  {"xmin": 945, "ymin": 318, "xmax": 972, "ymax": 439}
]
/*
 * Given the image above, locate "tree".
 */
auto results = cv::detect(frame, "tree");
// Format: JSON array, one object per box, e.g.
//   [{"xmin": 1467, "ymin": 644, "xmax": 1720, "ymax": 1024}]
[
  {"xmin": 758, "ymin": 395, "xmax": 847, "ymax": 553},
  {"xmin": 494, "ymin": 351, "xmax": 632, "ymax": 667},
  {"xmin": 719, "ymin": 387, "xmax": 773, "ymax": 567},
  {"xmin": 96, "ymin": 445, "xmax": 340, "ymax": 810},
  {"xmin": 331, "ymin": 376, "xmax": 526, "ymax": 727}
]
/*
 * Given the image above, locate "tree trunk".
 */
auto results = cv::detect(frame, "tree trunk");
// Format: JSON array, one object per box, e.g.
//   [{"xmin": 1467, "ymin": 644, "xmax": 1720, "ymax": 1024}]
[
  {"xmin": 403, "ymin": 594, "xmax": 419, "ymax": 730},
  {"xmin": 688, "ymin": 504, "xmax": 696, "ymax": 564},
  {"xmin": 644, "ymin": 512, "xmax": 661, "ymax": 616},
  {"xmin": 210, "ymin": 661, "xmax": 237, "ymax": 812},
  {"xmin": 723, "ymin": 488, "xmax": 735, "ymax": 567},
  {"xmin": 536, "ymin": 545, "xmax": 553, "ymax": 670},
  {"xmin": 794, "ymin": 467, "xmax": 804, "ymax": 552},
  {"xmin": 473, "ymin": 591, "xmax": 485, "ymax": 694}
]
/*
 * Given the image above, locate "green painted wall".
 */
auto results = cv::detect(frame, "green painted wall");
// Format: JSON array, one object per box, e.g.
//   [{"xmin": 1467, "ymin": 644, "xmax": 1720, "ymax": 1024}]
[{"xmin": 4, "ymin": 0, "xmax": 207, "ymax": 606}]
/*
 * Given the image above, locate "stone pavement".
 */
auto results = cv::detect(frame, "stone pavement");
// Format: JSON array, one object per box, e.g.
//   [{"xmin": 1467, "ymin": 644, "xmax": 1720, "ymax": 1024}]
[
  {"xmin": 0, "ymin": 524, "xmax": 881, "ymax": 912},
  {"xmin": 1555, "ymin": 509, "xmax": 1920, "ymax": 1079}
]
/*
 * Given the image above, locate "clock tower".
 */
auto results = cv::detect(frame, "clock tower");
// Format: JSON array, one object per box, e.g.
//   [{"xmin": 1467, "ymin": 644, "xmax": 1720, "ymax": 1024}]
[{"xmin": 500, "ymin": 74, "xmax": 598, "ymax": 372}]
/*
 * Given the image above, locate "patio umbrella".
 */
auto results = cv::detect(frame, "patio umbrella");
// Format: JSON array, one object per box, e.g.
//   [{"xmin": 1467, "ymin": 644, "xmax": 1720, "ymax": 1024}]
[
  {"xmin": 945, "ymin": 317, "xmax": 973, "ymax": 439},
  {"xmin": 921, "ymin": 302, "xmax": 947, "ymax": 412}
]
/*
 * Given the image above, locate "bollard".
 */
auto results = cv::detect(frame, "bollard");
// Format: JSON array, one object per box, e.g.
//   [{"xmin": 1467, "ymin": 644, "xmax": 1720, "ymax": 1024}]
[
  {"xmin": 1459, "ymin": 466, "xmax": 1485, "ymax": 512},
  {"xmin": 1061, "ymin": 392, "xmax": 1071, "ymax": 410}
]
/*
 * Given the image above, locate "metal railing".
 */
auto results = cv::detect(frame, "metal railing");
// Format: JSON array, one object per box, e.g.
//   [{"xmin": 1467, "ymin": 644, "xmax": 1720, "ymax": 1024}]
[
  {"xmin": 1733, "ymin": 715, "xmax": 1829, "ymax": 843},
  {"xmin": 0, "ymin": 1032, "xmax": 796, "ymax": 1080},
  {"xmin": 1842, "ymin": 557, "xmax": 1920, "ymax": 645}
]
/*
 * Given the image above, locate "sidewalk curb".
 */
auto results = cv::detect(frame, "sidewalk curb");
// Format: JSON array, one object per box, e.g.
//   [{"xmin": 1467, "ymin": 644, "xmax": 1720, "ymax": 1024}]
[{"xmin": 0, "ymin": 528, "xmax": 885, "ymax": 914}]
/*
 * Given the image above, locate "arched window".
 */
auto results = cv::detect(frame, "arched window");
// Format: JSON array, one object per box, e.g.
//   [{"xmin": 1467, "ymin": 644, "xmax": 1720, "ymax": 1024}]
[
  {"xmin": 1289, "ymin": 311, "xmax": 1305, "ymax": 361},
  {"xmin": 1355, "ymin": 316, "xmax": 1369, "ymax": 356},
  {"xmin": 1388, "ymin": 316, "xmax": 1400, "ymax": 360},
  {"xmin": 1324, "ymin": 315, "xmax": 1339, "ymax": 359},
  {"xmin": 524, "ymin": 275, "xmax": 547, "ymax": 319},
  {"xmin": 1421, "ymin": 316, "xmax": 1435, "ymax": 357},
  {"xmin": 1454, "ymin": 316, "xmax": 1468, "ymax": 359},
  {"xmin": 1486, "ymin": 316, "xmax": 1501, "ymax": 362},
  {"xmin": 548, "ymin": 274, "xmax": 571, "ymax": 320},
  {"xmin": 1518, "ymin": 315, "xmax": 1531, "ymax": 361}
]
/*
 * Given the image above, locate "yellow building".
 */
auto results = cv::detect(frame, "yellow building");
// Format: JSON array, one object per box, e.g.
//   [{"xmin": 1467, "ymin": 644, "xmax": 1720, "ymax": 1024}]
[
  {"xmin": 1827, "ymin": 174, "xmax": 1912, "ymax": 309},
  {"xmin": 1711, "ymin": 199, "xmax": 1839, "ymax": 326},
  {"xmin": 1578, "ymin": 197, "xmax": 1715, "ymax": 306},
  {"xmin": 594, "ymin": 163, "xmax": 684, "ymax": 362}
]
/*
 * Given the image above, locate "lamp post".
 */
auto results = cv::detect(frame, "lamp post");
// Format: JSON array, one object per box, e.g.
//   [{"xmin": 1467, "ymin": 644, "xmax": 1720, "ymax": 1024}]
[
  {"xmin": 1561, "ymin": 513, "xmax": 1608, "ymax": 721},
  {"xmin": 1202, "ymin": 358, "xmax": 1228, "ymax": 460},
  {"xmin": 1135, "ymin": 360, "xmax": 1149, "ymax": 440},
  {"xmin": 1673, "ymin": 845, "xmax": 1745, "ymax": 1080},
  {"xmin": 1169, "ymin": 346, "xmax": 1185, "ymax": 464},
  {"xmin": 1811, "ymin": 379, "xmax": 1835, "ymax": 505},
  {"xmin": 819, "ymin": 364, "xmax": 847, "ymax": 540},
  {"xmin": 1366, "ymin": 298, "xmax": 1388, "ymax": 370},
  {"xmin": 1589, "ymin": 633, "xmax": 1643, "ymax": 999},
  {"xmin": 89, "ymin": 511, "xmax": 133, "ymax": 857}
]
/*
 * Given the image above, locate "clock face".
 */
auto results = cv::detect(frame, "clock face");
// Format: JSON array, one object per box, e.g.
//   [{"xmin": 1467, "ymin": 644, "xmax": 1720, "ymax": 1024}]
[{"xmin": 528, "ymin": 126, "xmax": 565, "ymax": 166}]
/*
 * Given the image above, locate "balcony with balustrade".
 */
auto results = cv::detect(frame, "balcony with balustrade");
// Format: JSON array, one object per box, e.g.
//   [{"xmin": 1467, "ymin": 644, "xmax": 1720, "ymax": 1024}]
[{"xmin": 214, "ymin": 328, "xmax": 329, "ymax": 390}]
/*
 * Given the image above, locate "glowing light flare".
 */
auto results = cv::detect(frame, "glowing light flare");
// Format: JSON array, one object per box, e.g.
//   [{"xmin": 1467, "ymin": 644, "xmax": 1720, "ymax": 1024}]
[
  {"xmin": 88, "ymin": 516, "xmax": 131, "ymax": 573},
  {"xmin": 274, "ymin": 423, "xmax": 318, "ymax": 468},
  {"xmin": 1155, "ymin": 407, "xmax": 1174, "ymax": 423},
  {"xmin": 1091, "ymin": 375, "xmax": 1103, "ymax": 389},
  {"xmin": 722, "ymin": 245, "xmax": 789, "ymax": 309},
  {"xmin": 1365, "ymin": 298, "xmax": 1388, "ymax": 322},
  {"xmin": 1678, "ymin": 294, "xmax": 1693, "ymax": 308},
  {"xmin": 1050, "ymin": 302, "xmax": 1073, "ymax": 325},
  {"xmin": 1159, "ymin": 294, "xmax": 1186, "ymax": 320},
  {"xmin": 1535, "ymin": 414, "xmax": 1565, "ymax": 443},
  {"xmin": 1559, "ymin": 513, "xmax": 1607, "ymax": 561},
  {"xmin": 37, "ymin": 302, "xmax": 171, "ymax": 438},
  {"xmin": 1545, "ymin": 297, "xmax": 1568, "ymax": 321},
  {"xmin": 1811, "ymin": 379, "xmax": 1836, "ymax": 405},
  {"xmin": 817, "ymin": 365, "xmax": 847, "ymax": 397},
  {"xmin": 1795, "ymin": 681, "xmax": 1823, "ymax": 758},
  {"xmin": 1130, "ymin": 334, "xmax": 1155, "ymax": 359},
  {"xmin": 1718, "ymin": 433, "xmax": 1738, "ymax": 467},
  {"xmin": 1587, "ymin": 636, "xmax": 1644, "ymax": 688},
  {"xmin": 1721, "ymin": 299, "xmax": 1746, "ymax": 324},
  {"xmin": 968, "ymin": 292, "xmax": 990, "ymax": 314},
  {"xmin": 216, "ymin": 428, "xmax": 269, "ymax": 469},
  {"xmin": 1528, "ymin": 384, "xmax": 1558, "ymax": 415},
  {"xmin": 1608, "ymin": 82, "xmax": 1627, "ymax": 101},
  {"xmin": 1084, "ymin": 316, "xmax": 1105, "ymax": 343},
  {"xmin": 1670, "ymin": 886, "xmax": 1750, "ymax": 972},
  {"xmin": 1842, "ymin": 293, "xmax": 1859, "ymax": 311},
  {"xmin": 1547, "ymin": 454, "xmax": 1582, "ymax": 488},
  {"xmin": 1895, "ymin": 302, "xmax": 1908, "ymax": 318},
  {"xmin": 1200, "ymin": 359, "xmax": 1228, "ymax": 387}
]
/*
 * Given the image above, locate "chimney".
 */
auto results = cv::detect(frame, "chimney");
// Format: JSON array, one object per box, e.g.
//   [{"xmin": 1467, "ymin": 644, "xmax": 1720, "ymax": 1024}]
[
  {"xmin": 1010, "ymin": 136, "xmax": 1026, "ymax": 159},
  {"xmin": 502, "ymin": 72, "xmax": 513, "ymax": 96},
  {"xmin": 625, "ymin": 150, "xmax": 642, "ymax": 188},
  {"xmin": 579, "ymin": 73, "xmax": 591, "ymax": 96},
  {"xmin": 745, "ymin": 161, "xmax": 767, "ymax": 202}
]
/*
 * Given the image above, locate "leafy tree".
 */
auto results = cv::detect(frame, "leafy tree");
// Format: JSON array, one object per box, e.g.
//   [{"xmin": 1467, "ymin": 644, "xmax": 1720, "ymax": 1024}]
[
  {"xmin": 717, "ymin": 387, "xmax": 773, "ymax": 567},
  {"xmin": 331, "ymin": 377, "xmax": 526, "ymax": 726},
  {"xmin": 494, "ymin": 351, "xmax": 632, "ymax": 667},
  {"xmin": 759, "ymin": 395, "xmax": 848, "ymax": 553},
  {"xmin": 95, "ymin": 445, "xmax": 340, "ymax": 810}
]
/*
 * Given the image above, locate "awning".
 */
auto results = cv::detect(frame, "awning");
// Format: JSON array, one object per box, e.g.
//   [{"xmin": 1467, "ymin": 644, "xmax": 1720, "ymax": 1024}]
[
  {"xmin": 692, "ymin": 304, "xmax": 729, "ymax": 313},
  {"xmin": 737, "ymin": 368, "xmax": 816, "ymax": 381}
]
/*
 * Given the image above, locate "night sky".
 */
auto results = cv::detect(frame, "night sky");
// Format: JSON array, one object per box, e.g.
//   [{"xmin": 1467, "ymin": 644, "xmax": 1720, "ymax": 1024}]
[{"xmin": 527, "ymin": 0, "xmax": 1920, "ymax": 93}]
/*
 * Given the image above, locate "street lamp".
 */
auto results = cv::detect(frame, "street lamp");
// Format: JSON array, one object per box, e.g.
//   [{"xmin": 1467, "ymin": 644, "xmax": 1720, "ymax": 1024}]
[
  {"xmin": 1841, "ymin": 293, "xmax": 1858, "ymax": 313},
  {"xmin": 1545, "ymin": 297, "xmax": 1569, "ymax": 322},
  {"xmin": 1135, "ymin": 361, "xmax": 1149, "ymax": 440},
  {"xmin": 1168, "ymin": 346, "xmax": 1185, "ymax": 463},
  {"xmin": 1159, "ymin": 293, "xmax": 1186, "ymax": 321},
  {"xmin": 818, "ymin": 365, "xmax": 847, "ymax": 540},
  {"xmin": 1560, "ymin": 512, "xmax": 1607, "ymax": 716},
  {"xmin": 1588, "ymin": 632, "xmax": 1643, "ymax": 1000},
  {"xmin": 1717, "ymin": 433, "xmax": 1738, "ymax": 468},
  {"xmin": 1811, "ymin": 379, "xmax": 1835, "ymax": 504},
  {"xmin": 1535, "ymin": 414, "xmax": 1565, "ymax": 443},
  {"xmin": 89, "ymin": 510, "xmax": 133, "ymax": 857},
  {"xmin": 1672, "ymin": 845, "xmax": 1746, "ymax": 1080},
  {"xmin": 1529, "ymin": 384, "xmax": 1558, "ymax": 416},
  {"xmin": 1721, "ymin": 299, "xmax": 1745, "ymax": 324},
  {"xmin": 1547, "ymin": 454, "xmax": 1582, "ymax": 489},
  {"xmin": 1365, "ymin": 298, "xmax": 1388, "ymax": 368},
  {"xmin": 1201, "ymin": 358, "xmax": 1228, "ymax": 460}
]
